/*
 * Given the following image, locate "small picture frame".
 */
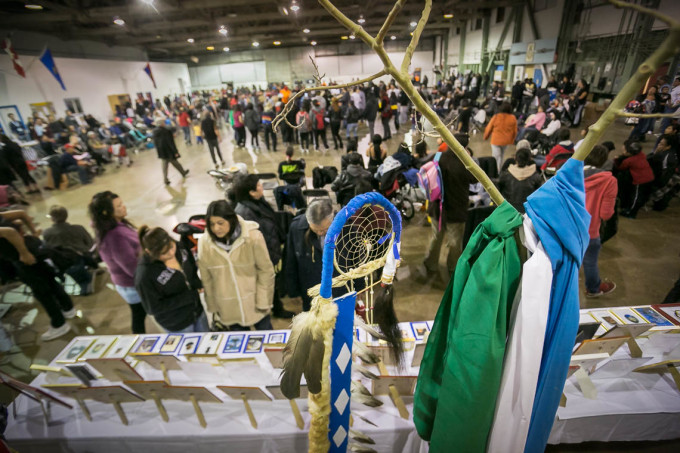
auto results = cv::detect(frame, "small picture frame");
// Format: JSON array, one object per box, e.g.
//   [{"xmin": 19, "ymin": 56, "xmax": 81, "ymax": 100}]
[
  {"xmin": 79, "ymin": 336, "xmax": 118, "ymax": 361},
  {"xmin": 197, "ymin": 333, "xmax": 223, "ymax": 355},
  {"xmin": 135, "ymin": 336, "xmax": 161, "ymax": 354},
  {"xmin": 266, "ymin": 332, "xmax": 287, "ymax": 345},
  {"xmin": 179, "ymin": 335, "xmax": 201, "ymax": 355},
  {"xmin": 244, "ymin": 334, "xmax": 265, "ymax": 353},
  {"xmin": 160, "ymin": 334, "xmax": 183, "ymax": 354},
  {"xmin": 633, "ymin": 307, "xmax": 673, "ymax": 327},
  {"xmin": 410, "ymin": 321, "xmax": 430, "ymax": 341},
  {"xmin": 104, "ymin": 336, "xmax": 139, "ymax": 359},
  {"xmin": 57, "ymin": 338, "xmax": 95, "ymax": 364},
  {"xmin": 588, "ymin": 310, "xmax": 619, "ymax": 331},
  {"xmin": 610, "ymin": 307, "xmax": 647, "ymax": 325},
  {"xmin": 223, "ymin": 334, "xmax": 245, "ymax": 353},
  {"xmin": 651, "ymin": 304, "xmax": 680, "ymax": 326},
  {"xmin": 65, "ymin": 364, "xmax": 98, "ymax": 386}
]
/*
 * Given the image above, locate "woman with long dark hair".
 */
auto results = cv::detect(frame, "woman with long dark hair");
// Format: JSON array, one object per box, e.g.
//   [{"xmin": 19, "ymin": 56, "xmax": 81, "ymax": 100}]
[
  {"xmin": 197, "ymin": 200, "xmax": 275, "ymax": 330},
  {"xmin": 88, "ymin": 191, "xmax": 146, "ymax": 333}
]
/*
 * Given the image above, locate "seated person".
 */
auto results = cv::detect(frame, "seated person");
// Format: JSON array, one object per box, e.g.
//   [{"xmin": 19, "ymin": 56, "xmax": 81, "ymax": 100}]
[
  {"xmin": 341, "ymin": 138, "xmax": 360, "ymax": 171},
  {"xmin": 456, "ymin": 99, "xmax": 473, "ymax": 134},
  {"xmin": 648, "ymin": 135, "xmax": 678, "ymax": 189},
  {"xmin": 43, "ymin": 205, "xmax": 96, "ymax": 295},
  {"xmin": 331, "ymin": 153, "xmax": 373, "ymax": 206},
  {"xmin": 541, "ymin": 127, "xmax": 574, "ymax": 171},
  {"xmin": 59, "ymin": 145, "xmax": 95, "ymax": 185},
  {"xmin": 277, "ymin": 146, "xmax": 306, "ymax": 184},
  {"xmin": 392, "ymin": 142, "xmax": 414, "ymax": 169},
  {"xmin": 414, "ymin": 139, "xmax": 434, "ymax": 168},
  {"xmin": 515, "ymin": 105, "xmax": 547, "ymax": 143},
  {"xmin": 497, "ymin": 148, "xmax": 543, "ymax": 213},
  {"xmin": 87, "ymin": 131, "xmax": 110, "ymax": 163},
  {"xmin": 613, "ymin": 140, "xmax": 654, "ymax": 218},
  {"xmin": 541, "ymin": 110, "xmax": 562, "ymax": 137}
]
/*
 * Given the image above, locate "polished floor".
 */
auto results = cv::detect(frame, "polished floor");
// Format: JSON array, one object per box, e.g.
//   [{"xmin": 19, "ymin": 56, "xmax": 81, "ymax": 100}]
[{"xmin": 1, "ymin": 117, "xmax": 679, "ymax": 451}]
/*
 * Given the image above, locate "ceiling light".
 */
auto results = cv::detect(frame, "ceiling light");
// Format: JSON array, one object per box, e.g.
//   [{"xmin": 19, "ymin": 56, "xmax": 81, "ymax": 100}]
[
  {"xmin": 252, "ymin": 41, "xmax": 260, "ymax": 47},
  {"xmin": 303, "ymin": 28, "xmax": 310, "ymax": 34},
  {"xmin": 410, "ymin": 32, "xmax": 414, "ymax": 36},
  {"xmin": 206, "ymin": 46, "xmax": 214, "ymax": 51},
  {"xmin": 190, "ymin": 56, "xmax": 199, "ymax": 63},
  {"xmin": 290, "ymin": 0, "xmax": 300, "ymax": 12},
  {"xmin": 141, "ymin": 0, "xmax": 155, "ymax": 4},
  {"xmin": 443, "ymin": 13, "xmax": 454, "ymax": 19},
  {"xmin": 25, "ymin": 4, "xmax": 43, "ymax": 10},
  {"xmin": 156, "ymin": 35, "xmax": 161, "ymax": 39},
  {"xmin": 311, "ymin": 41, "xmax": 317, "ymax": 46},
  {"xmin": 341, "ymin": 35, "xmax": 349, "ymax": 40},
  {"xmin": 349, "ymin": 34, "xmax": 355, "ymax": 40},
  {"xmin": 281, "ymin": 7, "xmax": 289, "ymax": 16},
  {"xmin": 357, "ymin": 15, "xmax": 366, "ymax": 24},
  {"xmin": 218, "ymin": 26, "xmax": 228, "ymax": 36},
  {"xmin": 410, "ymin": 21, "xmax": 417, "ymax": 27},
  {"xmin": 187, "ymin": 38, "xmax": 195, "ymax": 43},
  {"xmin": 273, "ymin": 41, "xmax": 282, "ymax": 46},
  {"xmin": 390, "ymin": 35, "xmax": 396, "ymax": 40},
  {"xmin": 113, "ymin": 16, "xmax": 125, "ymax": 26},
  {"xmin": 223, "ymin": 47, "xmax": 230, "ymax": 52}
]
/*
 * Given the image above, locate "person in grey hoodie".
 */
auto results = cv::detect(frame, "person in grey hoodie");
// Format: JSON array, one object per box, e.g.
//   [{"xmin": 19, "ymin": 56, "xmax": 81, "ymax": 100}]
[
  {"xmin": 331, "ymin": 152, "xmax": 373, "ymax": 206},
  {"xmin": 497, "ymin": 147, "xmax": 543, "ymax": 213}
]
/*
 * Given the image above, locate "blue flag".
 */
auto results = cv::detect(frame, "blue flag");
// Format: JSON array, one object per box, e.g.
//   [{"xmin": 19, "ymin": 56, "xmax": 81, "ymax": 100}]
[{"xmin": 39, "ymin": 48, "xmax": 66, "ymax": 91}]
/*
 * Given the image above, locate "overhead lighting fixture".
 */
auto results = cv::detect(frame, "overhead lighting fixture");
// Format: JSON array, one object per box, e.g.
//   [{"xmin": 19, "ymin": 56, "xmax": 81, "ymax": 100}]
[
  {"xmin": 218, "ymin": 25, "xmax": 228, "ymax": 36},
  {"xmin": 141, "ymin": 0, "xmax": 155, "ymax": 4},
  {"xmin": 206, "ymin": 46, "xmax": 214, "ymax": 50},
  {"xmin": 303, "ymin": 28, "xmax": 310, "ymax": 34},
  {"xmin": 443, "ymin": 13, "xmax": 454, "ymax": 19},
  {"xmin": 156, "ymin": 35, "xmax": 161, "ymax": 39},
  {"xmin": 410, "ymin": 21, "xmax": 418, "ymax": 27},
  {"xmin": 390, "ymin": 35, "xmax": 396, "ymax": 40},
  {"xmin": 311, "ymin": 41, "xmax": 317, "ymax": 46},
  {"xmin": 357, "ymin": 15, "xmax": 366, "ymax": 24},
  {"xmin": 252, "ymin": 41, "xmax": 260, "ymax": 47},
  {"xmin": 273, "ymin": 41, "xmax": 282, "ymax": 46},
  {"xmin": 25, "ymin": 4, "xmax": 43, "ymax": 10},
  {"xmin": 340, "ymin": 35, "xmax": 349, "ymax": 40},
  {"xmin": 223, "ymin": 47, "xmax": 230, "ymax": 52},
  {"xmin": 187, "ymin": 38, "xmax": 195, "ymax": 43},
  {"xmin": 281, "ymin": 7, "xmax": 289, "ymax": 16},
  {"xmin": 290, "ymin": 0, "xmax": 300, "ymax": 12},
  {"xmin": 113, "ymin": 16, "xmax": 125, "ymax": 26},
  {"xmin": 349, "ymin": 34, "xmax": 355, "ymax": 40}
]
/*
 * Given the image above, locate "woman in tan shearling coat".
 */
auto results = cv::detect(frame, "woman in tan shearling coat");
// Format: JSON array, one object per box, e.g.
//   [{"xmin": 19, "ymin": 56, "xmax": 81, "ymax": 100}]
[{"xmin": 197, "ymin": 200, "xmax": 275, "ymax": 330}]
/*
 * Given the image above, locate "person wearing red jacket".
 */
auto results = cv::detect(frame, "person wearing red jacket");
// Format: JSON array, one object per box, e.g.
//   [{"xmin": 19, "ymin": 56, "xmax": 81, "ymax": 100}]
[
  {"xmin": 583, "ymin": 145, "xmax": 618, "ymax": 297},
  {"xmin": 541, "ymin": 128, "xmax": 574, "ymax": 171},
  {"xmin": 613, "ymin": 140, "xmax": 654, "ymax": 218},
  {"xmin": 177, "ymin": 107, "xmax": 191, "ymax": 145}
]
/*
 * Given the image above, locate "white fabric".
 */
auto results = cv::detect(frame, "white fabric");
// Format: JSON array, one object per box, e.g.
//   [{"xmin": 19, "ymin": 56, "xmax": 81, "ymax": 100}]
[{"xmin": 487, "ymin": 216, "xmax": 553, "ymax": 453}]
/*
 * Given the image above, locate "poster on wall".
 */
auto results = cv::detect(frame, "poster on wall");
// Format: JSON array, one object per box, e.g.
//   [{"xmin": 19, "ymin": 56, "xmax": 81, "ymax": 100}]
[
  {"xmin": 29, "ymin": 102, "xmax": 55, "ymax": 120},
  {"xmin": 0, "ymin": 106, "xmax": 28, "ymax": 141},
  {"xmin": 513, "ymin": 66, "xmax": 524, "ymax": 82}
]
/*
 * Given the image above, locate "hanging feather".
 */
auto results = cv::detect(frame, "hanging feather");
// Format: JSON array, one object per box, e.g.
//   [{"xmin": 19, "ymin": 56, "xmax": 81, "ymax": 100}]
[
  {"xmin": 349, "ymin": 443, "xmax": 378, "ymax": 453},
  {"xmin": 353, "ymin": 364, "xmax": 380, "ymax": 381},
  {"xmin": 353, "ymin": 340, "xmax": 380, "ymax": 365},
  {"xmin": 351, "ymin": 380, "xmax": 371, "ymax": 396},
  {"xmin": 350, "ymin": 429, "xmax": 376, "ymax": 445},
  {"xmin": 354, "ymin": 315, "xmax": 386, "ymax": 342},
  {"xmin": 353, "ymin": 413, "xmax": 378, "ymax": 427},
  {"xmin": 373, "ymin": 282, "xmax": 404, "ymax": 369},
  {"xmin": 351, "ymin": 380, "xmax": 383, "ymax": 407},
  {"xmin": 280, "ymin": 311, "xmax": 325, "ymax": 399}
]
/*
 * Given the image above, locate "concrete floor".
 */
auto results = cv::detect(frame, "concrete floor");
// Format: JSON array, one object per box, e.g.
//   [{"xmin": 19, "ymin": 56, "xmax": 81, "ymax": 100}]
[{"xmin": 1, "ymin": 118, "xmax": 678, "ymax": 451}]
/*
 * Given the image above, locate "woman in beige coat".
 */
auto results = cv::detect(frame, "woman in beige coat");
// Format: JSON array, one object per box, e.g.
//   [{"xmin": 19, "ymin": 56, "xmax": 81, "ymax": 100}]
[{"xmin": 198, "ymin": 200, "xmax": 275, "ymax": 330}]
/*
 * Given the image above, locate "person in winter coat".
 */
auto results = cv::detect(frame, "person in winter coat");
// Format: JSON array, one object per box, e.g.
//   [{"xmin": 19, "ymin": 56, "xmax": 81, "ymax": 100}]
[
  {"xmin": 296, "ymin": 100, "xmax": 313, "ymax": 154},
  {"xmin": 232, "ymin": 175, "xmax": 293, "ymax": 319},
  {"xmin": 364, "ymin": 93, "xmax": 379, "ymax": 138},
  {"xmin": 261, "ymin": 103, "xmax": 278, "ymax": 152},
  {"xmin": 497, "ymin": 147, "xmax": 543, "ymax": 213},
  {"xmin": 541, "ymin": 127, "xmax": 574, "ymax": 171},
  {"xmin": 244, "ymin": 103, "xmax": 261, "ymax": 150},
  {"xmin": 201, "ymin": 111, "xmax": 224, "ymax": 168},
  {"xmin": 583, "ymin": 145, "xmax": 617, "ymax": 297},
  {"xmin": 152, "ymin": 119, "xmax": 188, "ymax": 185},
  {"xmin": 613, "ymin": 140, "xmax": 655, "ymax": 218},
  {"xmin": 328, "ymin": 98, "xmax": 344, "ymax": 150},
  {"xmin": 345, "ymin": 100, "xmax": 360, "ymax": 139},
  {"xmin": 331, "ymin": 153, "xmax": 373, "ymax": 206},
  {"xmin": 0, "ymin": 135, "xmax": 40, "ymax": 194},
  {"xmin": 233, "ymin": 104, "xmax": 246, "ymax": 148},
  {"xmin": 311, "ymin": 100, "xmax": 330, "ymax": 151},
  {"xmin": 197, "ymin": 200, "xmax": 275, "ymax": 330},
  {"xmin": 483, "ymin": 101, "xmax": 517, "ymax": 171},
  {"xmin": 89, "ymin": 191, "xmax": 147, "ymax": 333},
  {"xmin": 285, "ymin": 199, "xmax": 334, "ymax": 312},
  {"xmin": 135, "ymin": 226, "xmax": 207, "ymax": 333}
]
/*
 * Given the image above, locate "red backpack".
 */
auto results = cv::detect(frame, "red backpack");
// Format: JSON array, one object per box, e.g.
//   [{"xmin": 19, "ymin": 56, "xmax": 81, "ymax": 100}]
[{"xmin": 314, "ymin": 109, "xmax": 325, "ymax": 130}]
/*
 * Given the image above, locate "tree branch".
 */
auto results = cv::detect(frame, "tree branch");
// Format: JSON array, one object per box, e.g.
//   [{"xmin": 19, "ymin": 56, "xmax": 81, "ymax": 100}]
[
  {"xmin": 272, "ymin": 70, "xmax": 387, "ymax": 132},
  {"xmin": 616, "ymin": 110, "xmax": 680, "ymax": 119},
  {"xmin": 401, "ymin": 0, "xmax": 432, "ymax": 73},
  {"xmin": 573, "ymin": 0, "xmax": 680, "ymax": 161},
  {"xmin": 376, "ymin": 0, "xmax": 406, "ymax": 45}
]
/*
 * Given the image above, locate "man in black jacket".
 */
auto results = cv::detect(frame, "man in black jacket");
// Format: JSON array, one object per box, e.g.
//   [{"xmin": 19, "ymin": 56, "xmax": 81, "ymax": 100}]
[
  {"xmin": 422, "ymin": 136, "xmax": 477, "ymax": 279},
  {"xmin": 152, "ymin": 119, "xmax": 188, "ymax": 185}
]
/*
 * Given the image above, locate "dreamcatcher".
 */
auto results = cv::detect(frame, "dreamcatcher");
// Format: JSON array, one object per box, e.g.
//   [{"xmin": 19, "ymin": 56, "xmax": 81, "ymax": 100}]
[{"xmin": 280, "ymin": 192, "xmax": 403, "ymax": 453}]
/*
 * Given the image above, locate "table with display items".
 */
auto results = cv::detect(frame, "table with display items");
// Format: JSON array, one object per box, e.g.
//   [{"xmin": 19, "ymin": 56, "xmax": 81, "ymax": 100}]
[{"xmin": 5, "ymin": 306, "xmax": 680, "ymax": 452}]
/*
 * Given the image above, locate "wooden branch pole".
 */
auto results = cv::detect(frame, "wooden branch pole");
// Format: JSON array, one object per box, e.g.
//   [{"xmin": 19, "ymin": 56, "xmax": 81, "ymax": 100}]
[
  {"xmin": 626, "ymin": 336, "xmax": 643, "ymax": 358},
  {"xmin": 76, "ymin": 397, "xmax": 92, "ymax": 422},
  {"xmin": 150, "ymin": 390, "xmax": 169, "ymax": 422},
  {"xmin": 573, "ymin": 0, "xmax": 680, "ymax": 162},
  {"xmin": 160, "ymin": 362, "xmax": 169, "ymax": 385},
  {"xmin": 190, "ymin": 393, "xmax": 207, "ymax": 428},
  {"xmin": 668, "ymin": 364, "xmax": 680, "ymax": 391},
  {"xmin": 112, "ymin": 399, "xmax": 128, "ymax": 426},
  {"xmin": 377, "ymin": 360, "xmax": 388, "ymax": 376},
  {"xmin": 241, "ymin": 393, "xmax": 258, "ymax": 429},
  {"xmin": 388, "ymin": 384, "xmax": 409, "ymax": 419},
  {"xmin": 289, "ymin": 399, "xmax": 304, "ymax": 429}
]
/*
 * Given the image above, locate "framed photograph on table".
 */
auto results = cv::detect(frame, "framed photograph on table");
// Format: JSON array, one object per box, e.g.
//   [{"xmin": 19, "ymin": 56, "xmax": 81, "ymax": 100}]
[
  {"xmin": 410, "ymin": 321, "xmax": 430, "ymax": 341},
  {"xmin": 610, "ymin": 307, "xmax": 648, "ymax": 325},
  {"xmin": 56, "ymin": 338, "xmax": 95, "ymax": 364},
  {"xmin": 266, "ymin": 332, "xmax": 287, "ymax": 345},
  {"xmin": 79, "ymin": 336, "xmax": 118, "ymax": 361},
  {"xmin": 652, "ymin": 304, "xmax": 680, "ymax": 326},
  {"xmin": 197, "ymin": 333, "xmax": 223, "ymax": 355},
  {"xmin": 244, "ymin": 334, "xmax": 265, "ymax": 353},
  {"xmin": 178, "ymin": 335, "xmax": 201, "ymax": 355},
  {"xmin": 223, "ymin": 334, "xmax": 245, "ymax": 353},
  {"xmin": 588, "ymin": 310, "xmax": 619, "ymax": 331},
  {"xmin": 134, "ymin": 336, "xmax": 161, "ymax": 354},
  {"xmin": 634, "ymin": 307, "xmax": 674, "ymax": 327},
  {"xmin": 160, "ymin": 334, "xmax": 183, "ymax": 354},
  {"xmin": 104, "ymin": 336, "xmax": 139, "ymax": 359}
]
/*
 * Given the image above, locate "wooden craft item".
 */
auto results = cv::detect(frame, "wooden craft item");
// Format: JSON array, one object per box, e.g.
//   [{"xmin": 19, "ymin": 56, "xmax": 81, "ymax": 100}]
[
  {"xmin": 266, "ymin": 385, "xmax": 309, "ymax": 429},
  {"xmin": 158, "ymin": 385, "xmax": 222, "ymax": 428},
  {"xmin": 104, "ymin": 335, "xmax": 139, "ymax": 359},
  {"xmin": 572, "ymin": 337, "xmax": 628, "ymax": 357},
  {"xmin": 29, "ymin": 364, "xmax": 72, "ymax": 377},
  {"xmin": 78, "ymin": 336, "xmax": 118, "ymax": 361},
  {"xmin": 264, "ymin": 347, "xmax": 284, "ymax": 369},
  {"xmin": 573, "ymin": 367, "xmax": 597, "ymax": 400},
  {"xmin": 569, "ymin": 353, "xmax": 610, "ymax": 374},
  {"xmin": 85, "ymin": 358, "xmax": 143, "ymax": 382},
  {"xmin": 184, "ymin": 353, "xmax": 221, "ymax": 365},
  {"xmin": 77, "ymin": 385, "xmax": 144, "ymax": 426},
  {"xmin": 0, "ymin": 371, "xmax": 73, "ymax": 410},
  {"xmin": 129, "ymin": 353, "xmax": 182, "ymax": 384},
  {"xmin": 634, "ymin": 359, "xmax": 680, "ymax": 392},
  {"xmin": 371, "ymin": 376, "xmax": 417, "ymax": 420},
  {"xmin": 41, "ymin": 384, "xmax": 90, "ymax": 420},
  {"xmin": 411, "ymin": 342, "xmax": 425, "ymax": 368},
  {"xmin": 124, "ymin": 381, "xmax": 169, "ymax": 422},
  {"xmin": 217, "ymin": 386, "xmax": 272, "ymax": 429},
  {"xmin": 599, "ymin": 324, "xmax": 654, "ymax": 358},
  {"xmin": 197, "ymin": 333, "xmax": 224, "ymax": 355},
  {"xmin": 56, "ymin": 338, "xmax": 95, "ymax": 364}
]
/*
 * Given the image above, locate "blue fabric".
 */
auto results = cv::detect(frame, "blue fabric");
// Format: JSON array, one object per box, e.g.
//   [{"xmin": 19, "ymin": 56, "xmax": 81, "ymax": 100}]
[
  {"xmin": 523, "ymin": 158, "xmax": 590, "ymax": 453},
  {"xmin": 114, "ymin": 285, "xmax": 142, "ymax": 305},
  {"xmin": 39, "ymin": 48, "xmax": 66, "ymax": 90}
]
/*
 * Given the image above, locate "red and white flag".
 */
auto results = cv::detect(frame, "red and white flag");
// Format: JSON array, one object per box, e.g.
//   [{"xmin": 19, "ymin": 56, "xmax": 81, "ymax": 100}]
[{"xmin": 1, "ymin": 37, "xmax": 26, "ymax": 78}]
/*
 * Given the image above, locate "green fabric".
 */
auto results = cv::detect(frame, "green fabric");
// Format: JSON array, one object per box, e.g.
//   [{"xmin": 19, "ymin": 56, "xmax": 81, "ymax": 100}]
[{"xmin": 413, "ymin": 201, "xmax": 523, "ymax": 452}]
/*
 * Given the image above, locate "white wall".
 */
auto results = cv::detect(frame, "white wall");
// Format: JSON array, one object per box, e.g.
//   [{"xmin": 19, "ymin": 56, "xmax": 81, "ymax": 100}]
[{"xmin": 0, "ymin": 55, "xmax": 190, "ymax": 122}]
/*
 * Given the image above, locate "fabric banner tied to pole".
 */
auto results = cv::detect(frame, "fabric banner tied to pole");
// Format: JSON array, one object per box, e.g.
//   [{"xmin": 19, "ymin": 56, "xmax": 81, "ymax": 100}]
[
  {"xmin": 39, "ymin": 48, "xmax": 66, "ymax": 90},
  {"xmin": 523, "ymin": 158, "xmax": 590, "ymax": 453},
  {"xmin": 1, "ymin": 37, "xmax": 26, "ymax": 78},
  {"xmin": 144, "ymin": 63, "xmax": 157, "ymax": 89}
]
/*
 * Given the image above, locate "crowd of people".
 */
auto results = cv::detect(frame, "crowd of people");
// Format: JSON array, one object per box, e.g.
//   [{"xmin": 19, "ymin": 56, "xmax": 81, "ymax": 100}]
[{"xmin": 0, "ymin": 69, "xmax": 678, "ymax": 342}]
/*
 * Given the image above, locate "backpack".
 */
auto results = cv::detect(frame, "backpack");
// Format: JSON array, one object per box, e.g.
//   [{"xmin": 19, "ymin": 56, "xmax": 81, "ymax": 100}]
[
  {"xmin": 314, "ymin": 109, "xmax": 325, "ymax": 130},
  {"xmin": 417, "ymin": 152, "xmax": 444, "ymax": 230},
  {"xmin": 296, "ymin": 111, "xmax": 311, "ymax": 132}
]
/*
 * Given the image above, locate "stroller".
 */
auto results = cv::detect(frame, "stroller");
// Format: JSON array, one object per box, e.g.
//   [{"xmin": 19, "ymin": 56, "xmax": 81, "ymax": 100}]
[
  {"xmin": 378, "ymin": 165, "xmax": 418, "ymax": 220},
  {"xmin": 173, "ymin": 214, "xmax": 206, "ymax": 256},
  {"xmin": 207, "ymin": 163, "xmax": 248, "ymax": 197}
]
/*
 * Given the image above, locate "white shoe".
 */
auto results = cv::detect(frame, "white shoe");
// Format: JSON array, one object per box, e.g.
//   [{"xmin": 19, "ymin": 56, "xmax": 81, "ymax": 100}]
[
  {"xmin": 41, "ymin": 323, "xmax": 71, "ymax": 341},
  {"xmin": 62, "ymin": 307, "xmax": 77, "ymax": 319}
]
